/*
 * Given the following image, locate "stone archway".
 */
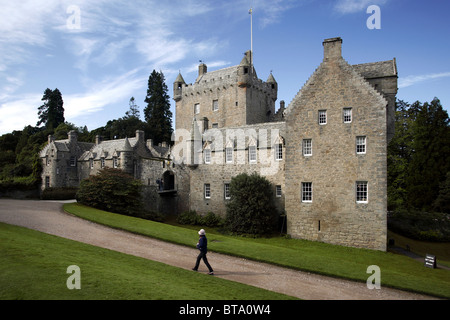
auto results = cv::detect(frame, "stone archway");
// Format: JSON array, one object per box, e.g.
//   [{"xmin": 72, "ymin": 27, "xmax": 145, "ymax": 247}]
[{"xmin": 162, "ymin": 170, "xmax": 175, "ymax": 191}]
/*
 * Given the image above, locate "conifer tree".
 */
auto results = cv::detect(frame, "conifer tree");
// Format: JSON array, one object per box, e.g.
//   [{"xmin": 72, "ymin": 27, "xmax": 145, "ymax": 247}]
[
  {"xmin": 37, "ymin": 88, "xmax": 65, "ymax": 130},
  {"xmin": 144, "ymin": 70, "xmax": 173, "ymax": 145}
]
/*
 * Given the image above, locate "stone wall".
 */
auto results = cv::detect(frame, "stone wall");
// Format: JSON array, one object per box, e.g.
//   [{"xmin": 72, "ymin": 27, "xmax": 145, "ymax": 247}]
[{"xmin": 285, "ymin": 38, "xmax": 388, "ymax": 251}]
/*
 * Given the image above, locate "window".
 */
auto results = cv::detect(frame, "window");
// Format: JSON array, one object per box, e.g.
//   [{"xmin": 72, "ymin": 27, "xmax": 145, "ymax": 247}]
[
  {"xmin": 275, "ymin": 143, "xmax": 283, "ymax": 160},
  {"xmin": 46, "ymin": 156, "xmax": 50, "ymax": 166},
  {"xmin": 70, "ymin": 156, "xmax": 76, "ymax": 167},
  {"xmin": 212, "ymin": 123, "xmax": 218, "ymax": 129},
  {"xmin": 276, "ymin": 185, "xmax": 282, "ymax": 198},
  {"xmin": 303, "ymin": 139, "xmax": 312, "ymax": 156},
  {"xmin": 343, "ymin": 108, "xmax": 352, "ymax": 123},
  {"xmin": 212, "ymin": 100, "xmax": 218, "ymax": 111},
  {"xmin": 90, "ymin": 158, "xmax": 94, "ymax": 169},
  {"xmin": 356, "ymin": 181, "xmax": 368, "ymax": 203},
  {"xmin": 224, "ymin": 183, "xmax": 231, "ymax": 200},
  {"xmin": 204, "ymin": 184, "xmax": 211, "ymax": 199},
  {"xmin": 113, "ymin": 157, "xmax": 118, "ymax": 168},
  {"xmin": 101, "ymin": 157, "xmax": 105, "ymax": 168},
  {"xmin": 45, "ymin": 176, "xmax": 50, "ymax": 188},
  {"xmin": 302, "ymin": 182, "xmax": 313, "ymax": 202},
  {"xmin": 194, "ymin": 103, "xmax": 200, "ymax": 114},
  {"xmin": 226, "ymin": 147, "xmax": 233, "ymax": 163},
  {"xmin": 204, "ymin": 149, "xmax": 211, "ymax": 164},
  {"xmin": 249, "ymin": 145, "xmax": 257, "ymax": 163},
  {"xmin": 356, "ymin": 136, "xmax": 366, "ymax": 154},
  {"xmin": 319, "ymin": 110, "xmax": 327, "ymax": 125}
]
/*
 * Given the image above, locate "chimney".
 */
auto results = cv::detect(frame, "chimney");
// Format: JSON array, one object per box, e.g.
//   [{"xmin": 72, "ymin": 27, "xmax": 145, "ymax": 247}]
[
  {"xmin": 68, "ymin": 130, "xmax": 77, "ymax": 144},
  {"xmin": 48, "ymin": 134, "xmax": 54, "ymax": 144},
  {"xmin": 95, "ymin": 135, "xmax": 102, "ymax": 145},
  {"xmin": 198, "ymin": 62, "xmax": 207, "ymax": 77},
  {"xmin": 136, "ymin": 130, "xmax": 144, "ymax": 143},
  {"xmin": 323, "ymin": 37, "xmax": 343, "ymax": 61}
]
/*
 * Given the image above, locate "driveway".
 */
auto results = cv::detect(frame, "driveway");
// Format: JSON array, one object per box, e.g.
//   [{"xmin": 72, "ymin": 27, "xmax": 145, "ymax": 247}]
[{"xmin": 0, "ymin": 199, "xmax": 438, "ymax": 300}]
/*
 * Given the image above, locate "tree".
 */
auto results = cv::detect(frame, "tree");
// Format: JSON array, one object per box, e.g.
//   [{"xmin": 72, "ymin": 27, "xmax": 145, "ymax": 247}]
[
  {"xmin": 225, "ymin": 173, "xmax": 279, "ymax": 235},
  {"xmin": 388, "ymin": 98, "xmax": 450, "ymax": 210},
  {"xmin": 37, "ymin": 88, "xmax": 65, "ymax": 130},
  {"xmin": 76, "ymin": 168, "xmax": 144, "ymax": 216},
  {"xmin": 144, "ymin": 70, "xmax": 173, "ymax": 145},
  {"xmin": 124, "ymin": 97, "xmax": 140, "ymax": 119}
]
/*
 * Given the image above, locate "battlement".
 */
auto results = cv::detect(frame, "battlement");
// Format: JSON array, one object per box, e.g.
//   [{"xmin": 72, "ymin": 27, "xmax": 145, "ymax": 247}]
[{"xmin": 174, "ymin": 52, "xmax": 278, "ymax": 132}]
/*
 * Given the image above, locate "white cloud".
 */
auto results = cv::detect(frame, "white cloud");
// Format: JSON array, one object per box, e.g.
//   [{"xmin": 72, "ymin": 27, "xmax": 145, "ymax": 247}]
[
  {"xmin": 64, "ymin": 69, "xmax": 146, "ymax": 119},
  {"xmin": 0, "ymin": 94, "xmax": 41, "ymax": 134},
  {"xmin": 334, "ymin": 0, "xmax": 387, "ymax": 14},
  {"xmin": 399, "ymin": 72, "xmax": 450, "ymax": 89}
]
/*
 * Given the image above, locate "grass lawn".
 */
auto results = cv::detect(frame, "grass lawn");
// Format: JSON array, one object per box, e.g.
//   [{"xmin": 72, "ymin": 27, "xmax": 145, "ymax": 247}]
[
  {"xmin": 0, "ymin": 222, "xmax": 296, "ymax": 300},
  {"xmin": 63, "ymin": 203, "xmax": 450, "ymax": 299}
]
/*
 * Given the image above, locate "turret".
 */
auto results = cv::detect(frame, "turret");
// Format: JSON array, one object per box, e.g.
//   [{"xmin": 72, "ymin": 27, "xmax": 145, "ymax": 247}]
[
  {"xmin": 266, "ymin": 72, "xmax": 278, "ymax": 101},
  {"xmin": 173, "ymin": 73, "xmax": 185, "ymax": 102},
  {"xmin": 238, "ymin": 51, "xmax": 252, "ymax": 87},
  {"xmin": 120, "ymin": 137, "xmax": 134, "ymax": 174}
]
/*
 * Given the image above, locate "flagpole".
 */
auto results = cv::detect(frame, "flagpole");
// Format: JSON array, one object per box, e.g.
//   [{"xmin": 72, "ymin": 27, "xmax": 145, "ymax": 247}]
[{"xmin": 249, "ymin": 7, "xmax": 253, "ymax": 69}]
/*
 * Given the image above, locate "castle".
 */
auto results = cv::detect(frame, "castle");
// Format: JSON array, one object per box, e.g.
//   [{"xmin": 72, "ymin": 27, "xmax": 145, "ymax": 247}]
[{"xmin": 40, "ymin": 37, "xmax": 398, "ymax": 251}]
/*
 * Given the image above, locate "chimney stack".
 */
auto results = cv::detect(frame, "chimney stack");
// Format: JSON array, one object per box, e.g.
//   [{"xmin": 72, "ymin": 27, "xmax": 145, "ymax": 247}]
[
  {"xmin": 323, "ymin": 37, "xmax": 343, "ymax": 61},
  {"xmin": 198, "ymin": 62, "xmax": 207, "ymax": 77}
]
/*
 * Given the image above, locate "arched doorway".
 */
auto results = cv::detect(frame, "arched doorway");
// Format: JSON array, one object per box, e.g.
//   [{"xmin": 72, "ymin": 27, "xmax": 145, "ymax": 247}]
[{"xmin": 162, "ymin": 171, "xmax": 175, "ymax": 191}]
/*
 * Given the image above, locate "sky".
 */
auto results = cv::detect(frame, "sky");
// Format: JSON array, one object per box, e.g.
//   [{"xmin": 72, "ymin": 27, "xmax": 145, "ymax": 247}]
[{"xmin": 1, "ymin": 0, "xmax": 449, "ymax": 135}]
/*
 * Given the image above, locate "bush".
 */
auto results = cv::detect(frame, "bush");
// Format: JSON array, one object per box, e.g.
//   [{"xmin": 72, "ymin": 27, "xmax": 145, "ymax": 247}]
[
  {"xmin": 202, "ymin": 211, "xmax": 224, "ymax": 228},
  {"xmin": 76, "ymin": 168, "xmax": 144, "ymax": 217},
  {"xmin": 225, "ymin": 173, "xmax": 278, "ymax": 236},
  {"xmin": 176, "ymin": 210, "xmax": 200, "ymax": 225},
  {"xmin": 176, "ymin": 210, "xmax": 224, "ymax": 228}
]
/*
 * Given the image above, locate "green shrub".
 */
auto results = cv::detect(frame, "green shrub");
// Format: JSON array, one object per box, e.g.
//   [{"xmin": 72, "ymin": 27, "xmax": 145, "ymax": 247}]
[
  {"xmin": 201, "ymin": 211, "xmax": 224, "ymax": 228},
  {"xmin": 76, "ymin": 168, "xmax": 144, "ymax": 217},
  {"xmin": 225, "ymin": 172, "xmax": 278, "ymax": 236},
  {"xmin": 176, "ymin": 210, "xmax": 200, "ymax": 225}
]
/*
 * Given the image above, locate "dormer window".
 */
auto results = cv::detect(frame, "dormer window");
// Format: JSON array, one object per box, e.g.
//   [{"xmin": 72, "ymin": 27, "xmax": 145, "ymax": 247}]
[{"xmin": 70, "ymin": 156, "xmax": 76, "ymax": 167}]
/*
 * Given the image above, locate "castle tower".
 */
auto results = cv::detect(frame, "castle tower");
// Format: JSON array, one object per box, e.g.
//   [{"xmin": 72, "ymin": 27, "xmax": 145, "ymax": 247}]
[
  {"xmin": 173, "ymin": 52, "xmax": 278, "ymax": 136},
  {"xmin": 120, "ymin": 137, "xmax": 134, "ymax": 174},
  {"xmin": 173, "ymin": 73, "xmax": 185, "ymax": 102}
]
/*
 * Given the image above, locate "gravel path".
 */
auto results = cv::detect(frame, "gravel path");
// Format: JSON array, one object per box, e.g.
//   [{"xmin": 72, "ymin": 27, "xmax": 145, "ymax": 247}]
[{"xmin": 0, "ymin": 199, "xmax": 438, "ymax": 300}]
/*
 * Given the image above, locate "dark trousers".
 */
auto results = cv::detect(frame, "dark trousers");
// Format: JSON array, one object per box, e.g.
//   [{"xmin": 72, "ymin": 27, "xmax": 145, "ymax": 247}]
[{"xmin": 194, "ymin": 251, "xmax": 213, "ymax": 272}]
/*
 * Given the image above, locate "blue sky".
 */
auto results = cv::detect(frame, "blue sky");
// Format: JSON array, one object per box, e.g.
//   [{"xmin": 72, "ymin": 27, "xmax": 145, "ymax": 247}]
[{"xmin": 1, "ymin": 0, "xmax": 449, "ymax": 135}]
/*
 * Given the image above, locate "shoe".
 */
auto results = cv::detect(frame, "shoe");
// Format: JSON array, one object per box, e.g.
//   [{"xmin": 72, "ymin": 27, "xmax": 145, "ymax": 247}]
[
  {"xmin": 208, "ymin": 271, "xmax": 214, "ymax": 275},
  {"xmin": 192, "ymin": 268, "xmax": 198, "ymax": 271}
]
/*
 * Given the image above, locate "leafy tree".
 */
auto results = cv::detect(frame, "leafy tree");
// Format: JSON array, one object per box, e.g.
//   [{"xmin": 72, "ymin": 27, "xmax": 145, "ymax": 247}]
[
  {"xmin": 76, "ymin": 168, "xmax": 144, "ymax": 216},
  {"xmin": 225, "ymin": 173, "xmax": 278, "ymax": 236},
  {"xmin": 144, "ymin": 70, "xmax": 173, "ymax": 145},
  {"xmin": 37, "ymin": 88, "xmax": 65, "ymax": 130}
]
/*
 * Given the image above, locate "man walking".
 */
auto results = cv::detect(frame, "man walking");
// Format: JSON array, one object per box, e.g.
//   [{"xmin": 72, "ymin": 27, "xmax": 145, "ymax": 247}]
[{"xmin": 192, "ymin": 229, "xmax": 214, "ymax": 275}]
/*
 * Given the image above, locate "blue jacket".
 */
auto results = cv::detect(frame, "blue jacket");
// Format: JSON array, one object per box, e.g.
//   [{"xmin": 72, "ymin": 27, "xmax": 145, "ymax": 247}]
[{"xmin": 197, "ymin": 235, "xmax": 208, "ymax": 253}]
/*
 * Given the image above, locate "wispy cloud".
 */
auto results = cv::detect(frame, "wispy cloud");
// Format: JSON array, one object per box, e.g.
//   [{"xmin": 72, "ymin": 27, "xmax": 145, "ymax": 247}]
[
  {"xmin": 334, "ymin": 0, "xmax": 387, "ymax": 14},
  {"xmin": 64, "ymin": 68, "xmax": 146, "ymax": 119},
  {"xmin": 0, "ymin": 94, "xmax": 42, "ymax": 134},
  {"xmin": 399, "ymin": 72, "xmax": 450, "ymax": 89}
]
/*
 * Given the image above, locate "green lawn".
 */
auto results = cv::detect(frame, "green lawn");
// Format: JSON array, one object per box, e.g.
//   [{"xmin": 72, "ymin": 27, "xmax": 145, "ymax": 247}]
[
  {"xmin": 63, "ymin": 203, "xmax": 450, "ymax": 299},
  {"xmin": 0, "ymin": 222, "xmax": 296, "ymax": 300}
]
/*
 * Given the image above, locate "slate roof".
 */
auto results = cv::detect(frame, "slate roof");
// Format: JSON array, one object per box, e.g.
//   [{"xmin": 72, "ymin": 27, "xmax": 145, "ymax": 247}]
[{"xmin": 352, "ymin": 59, "xmax": 397, "ymax": 79}]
